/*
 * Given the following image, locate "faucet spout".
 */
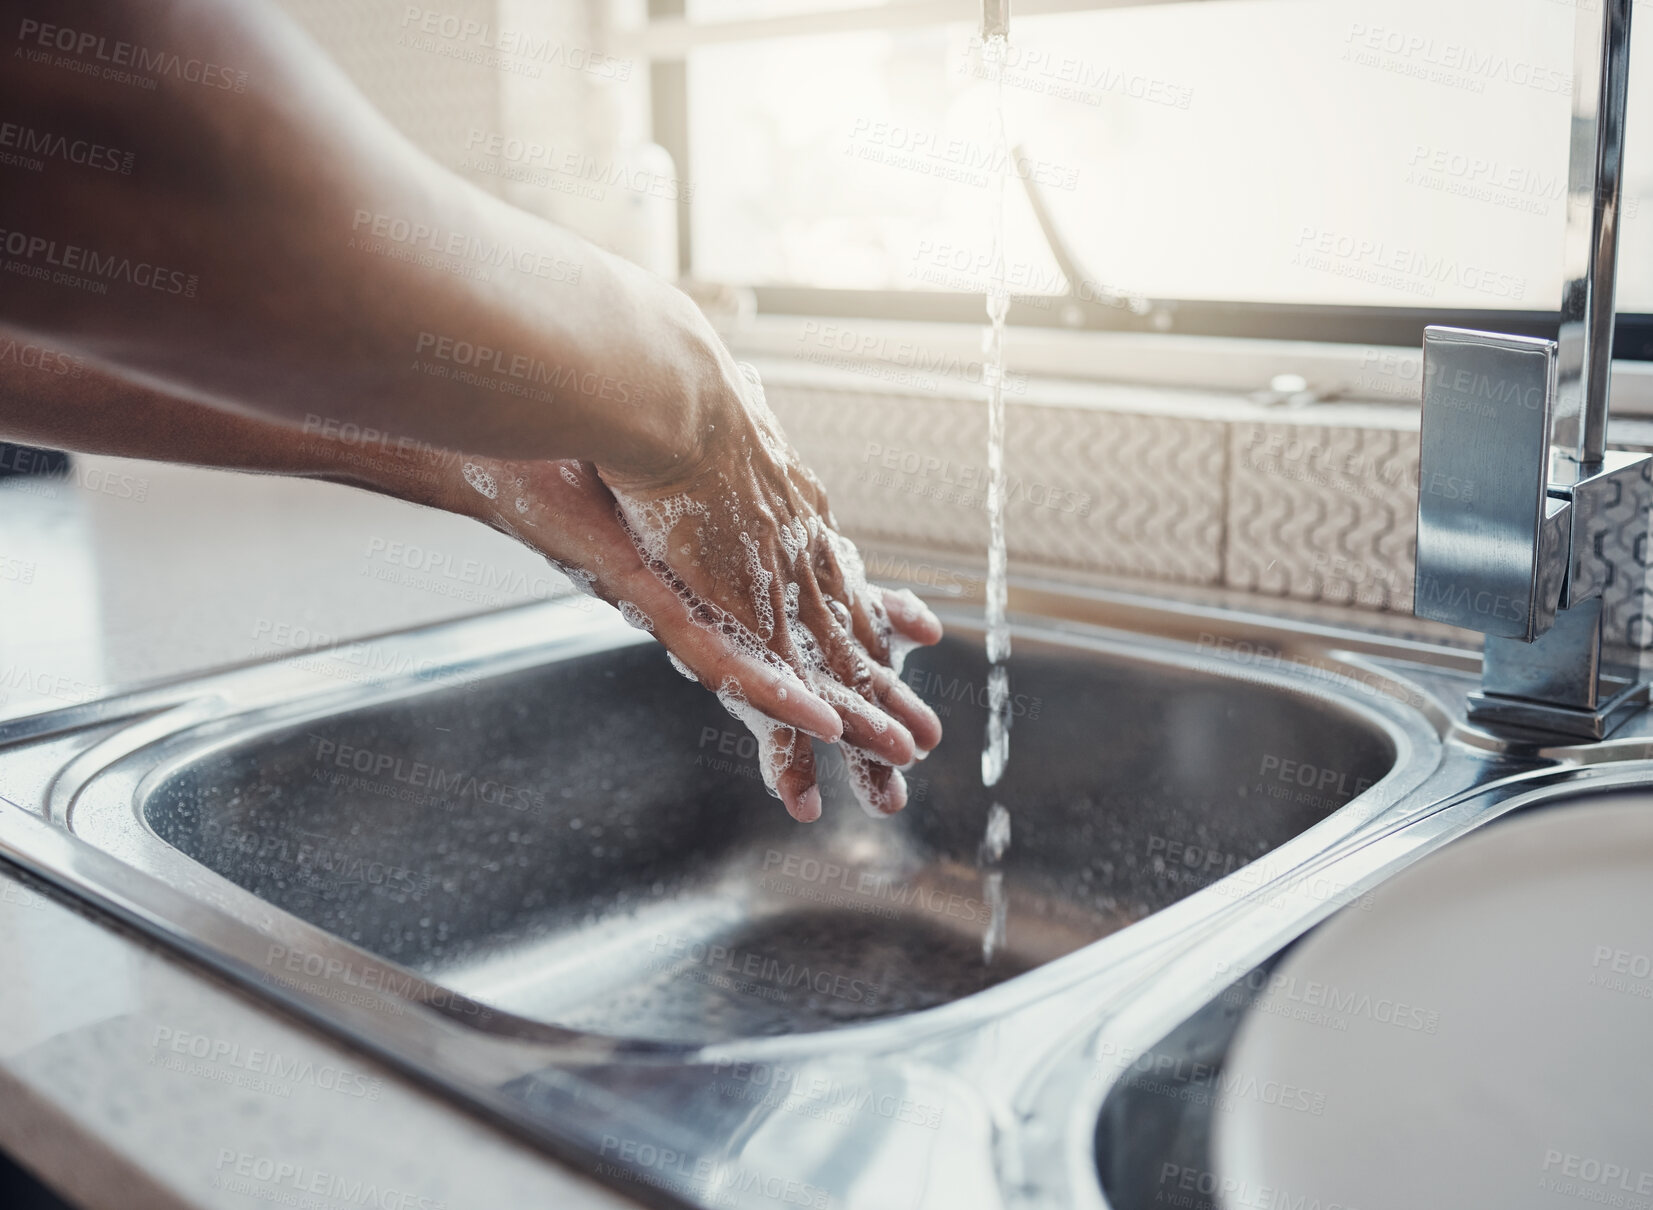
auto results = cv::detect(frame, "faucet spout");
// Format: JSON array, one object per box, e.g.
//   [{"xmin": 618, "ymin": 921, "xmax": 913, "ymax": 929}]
[
  {"xmin": 1413, "ymin": 0, "xmax": 1650, "ymax": 742},
  {"xmin": 1553, "ymin": 0, "xmax": 1636, "ymax": 472}
]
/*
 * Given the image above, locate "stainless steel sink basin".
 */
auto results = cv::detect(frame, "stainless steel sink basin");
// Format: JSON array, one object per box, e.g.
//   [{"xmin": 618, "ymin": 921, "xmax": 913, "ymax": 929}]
[
  {"xmin": 1086, "ymin": 775, "xmax": 1653, "ymax": 1210},
  {"xmin": 9, "ymin": 579, "xmax": 1643, "ymax": 1209},
  {"xmin": 135, "ymin": 622, "xmax": 1398, "ymax": 1045}
]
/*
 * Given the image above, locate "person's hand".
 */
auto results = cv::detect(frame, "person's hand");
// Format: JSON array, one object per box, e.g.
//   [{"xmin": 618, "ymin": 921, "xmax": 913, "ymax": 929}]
[
  {"xmin": 448, "ymin": 438, "xmax": 943, "ymax": 822},
  {"xmin": 599, "ymin": 360, "xmax": 946, "ymax": 818}
]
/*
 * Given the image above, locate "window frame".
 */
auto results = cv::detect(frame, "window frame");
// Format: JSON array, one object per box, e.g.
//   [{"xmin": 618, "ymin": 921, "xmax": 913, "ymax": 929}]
[{"xmin": 635, "ymin": 0, "xmax": 1653, "ymax": 362}]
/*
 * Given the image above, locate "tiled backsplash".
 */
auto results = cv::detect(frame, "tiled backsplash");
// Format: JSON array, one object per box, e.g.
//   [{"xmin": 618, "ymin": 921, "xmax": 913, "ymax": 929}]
[
  {"xmin": 1226, "ymin": 419, "xmax": 1418, "ymax": 613},
  {"xmin": 759, "ymin": 363, "xmax": 1653, "ymax": 650}
]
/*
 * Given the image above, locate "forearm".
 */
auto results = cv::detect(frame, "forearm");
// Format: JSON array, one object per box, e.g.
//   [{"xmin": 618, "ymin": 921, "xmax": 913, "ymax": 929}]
[
  {"xmin": 0, "ymin": 0, "xmax": 723, "ymax": 481},
  {"xmin": 0, "ymin": 335, "xmax": 477, "ymax": 515}
]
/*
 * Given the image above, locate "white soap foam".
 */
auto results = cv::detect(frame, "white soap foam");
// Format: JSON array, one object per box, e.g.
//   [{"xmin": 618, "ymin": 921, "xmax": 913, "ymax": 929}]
[
  {"xmin": 617, "ymin": 601, "xmax": 654, "ymax": 632},
  {"xmin": 739, "ymin": 531, "xmax": 776, "ymax": 639},
  {"xmin": 549, "ymin": 559, "xmax": 597, "ymax": 597},
  {"xmin": 825, "ymin": 529, "xmax": 871, "ymax": 610},
  {"xmin": 715, "ymin": 676, "xmax": 795, "ymax": 799},
  {"xmin": 886, "ymin": 633, "xmax": 920, "ymax": 677},
  {"xmin": 614, "ymin": 492, "xmax": 709, "ymax": 566},
  {"xmin": 841, "ymin": 748, "xmax": 904, "ymax": 818},
  {"xmin": 734, "ymin": 361, "xmax": 791, "ymax": 464},
  {"xmin": 462, "ymin": 462, "xmax": 498, "ymax": 500},
  {"xmin": 609, "ymin": 363, "xmax": 911, "ymax": 819},
  {"xmin": 778, "ymin": 517, "xmax": 809, "ymax": 564}
]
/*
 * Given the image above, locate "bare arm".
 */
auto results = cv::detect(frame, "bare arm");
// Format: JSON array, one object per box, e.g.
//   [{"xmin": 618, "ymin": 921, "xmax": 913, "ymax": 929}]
[
  {"xmin": 0, "ymin": 344, "xmax": 944, "ymax": 820},
  {"xmin": 0, "ymin": 327, "xmax": 474, "ymax": 510},
  {"xmin": 0, "ymin": 0, "xmax": 946, "ymax": 820},
  {"xmin": 0, "ymin": 0, "xmax": 717, "ymax": 482}
]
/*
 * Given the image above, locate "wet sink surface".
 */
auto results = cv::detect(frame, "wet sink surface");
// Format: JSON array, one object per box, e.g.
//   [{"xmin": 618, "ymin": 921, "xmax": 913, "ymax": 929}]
[{"xmin": 140, "ymin": 627, "xmax": 1398, "ymax": 1044}]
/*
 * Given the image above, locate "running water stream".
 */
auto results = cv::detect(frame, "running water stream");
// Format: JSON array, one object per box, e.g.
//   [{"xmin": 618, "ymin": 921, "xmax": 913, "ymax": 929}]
[{"xmin": 979, "ymin": 30, "xmax": 1013, "ymax": 964}]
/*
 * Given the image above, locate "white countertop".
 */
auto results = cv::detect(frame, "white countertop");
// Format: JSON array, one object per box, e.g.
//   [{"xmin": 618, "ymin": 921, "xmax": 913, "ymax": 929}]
[
  {"xmin": 0, "ymin": 456, "xmax": 639, "ymax": 1210},
  {"xmin": 0, "ymin": 456, "xmax": 574, "ymax": 718}
]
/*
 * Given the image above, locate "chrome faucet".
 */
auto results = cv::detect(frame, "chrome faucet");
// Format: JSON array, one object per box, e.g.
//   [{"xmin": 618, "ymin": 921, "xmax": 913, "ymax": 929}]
[{"xmin": 1414, "ymin": 0, "xmax": 1651, "ymax": 741}]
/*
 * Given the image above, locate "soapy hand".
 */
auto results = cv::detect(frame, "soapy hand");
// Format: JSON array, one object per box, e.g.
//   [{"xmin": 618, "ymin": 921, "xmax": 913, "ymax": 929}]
[
  {"xmin": 603, "ymin": 362, "xmax": 945, "ymax": 819},
  {"xmin": 453, "ymin": 418, "xmax": 943, "ymax": 822},
  {"xmin": 0, "ymin": 0, "xmax": 939, "ymax": 820}
]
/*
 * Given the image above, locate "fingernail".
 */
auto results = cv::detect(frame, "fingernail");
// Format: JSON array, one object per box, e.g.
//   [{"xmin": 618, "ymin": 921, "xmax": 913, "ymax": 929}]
[
  {"xmin": 890, "ymin": 679, "xmax": 941, "ymax": 731},
  {"xmin": 804, "ymin": 704, "xmax": 843, "ymax": 743},
  {"xmin": 796, "ymin": 785, "xmax": 822, "ymax": 823},
  {"xmin": 888, "ymin": 589, "xmax": 940, "ymax": 631},
  {"xmin": 881, "ymin": 769, "xmax": 908, "ymax": 814}
]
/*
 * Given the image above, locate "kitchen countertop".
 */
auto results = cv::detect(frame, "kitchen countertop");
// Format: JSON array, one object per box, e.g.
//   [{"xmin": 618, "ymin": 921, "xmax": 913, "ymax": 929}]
[
  {"xmin": 0, "ymin": 456, "xmax": 640, "ymax": 1210},
  {"xmin": 0, "ymin": 456, "xmax": 577, "ymax": 719}
]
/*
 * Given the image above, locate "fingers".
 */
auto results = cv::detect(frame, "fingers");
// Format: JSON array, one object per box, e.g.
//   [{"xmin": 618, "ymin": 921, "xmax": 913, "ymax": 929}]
[
  {"xmin": 842, "ymin": 749, "xmax": 908, "ymax": 817},
  {"xmin": 812, "ymin": 538, "xmax": 942, "ymax": 664},
  {"xmin": 635, "ymin": 579, "xmax": 845, "ymax": 743},
  {"xmin": 796, "ymin": 592, "xmax": 918, "ymax": 765},
  {"xmin": 746, "ymin": 659, "xmax": 845, "ymax": 743},
  {"xmin": 772, "ymin": 735, "xmax": 822, "ymax": 823},
  {"xmin": 869, "ymin": 665, "xmax": 943, "ymax": 754},
  {"xmin": 882, "ymin": 587, "xmax": 944, "ymax": 646},
  {"xmin": 822, "ymin": 681, "xmax": 917, "ymax": 766},
  {"xmin": 707, "ymin": 643, "xmax": 844, "ymax": 743},
  {"xmin": 591, "ymin": 429, "xmax": 944, "ymax": 822},
  {"xmin": 495, "ymin": 449, "xmax": 932, "ymax": 824},
  {"xmin": 827, "ymin": 586, "xmax": 942, "ymax": 751},
  {"xmin": 844, "ymin": 591, "xmax": 892, "ymax": 665},
  {"xmin": 789, "ymin": 569, "xmax": 936, "ymax": 762}
]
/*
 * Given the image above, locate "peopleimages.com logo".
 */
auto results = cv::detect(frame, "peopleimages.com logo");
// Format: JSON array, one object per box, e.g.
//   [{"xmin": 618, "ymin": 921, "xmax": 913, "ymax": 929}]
[
  {"xmin": 397, "ymin": 7, "xmax": 632, "ymax": 81},
  {"xmin": 151, "ymin": 1026, "xmax": 384, "ymax": 1101},
  {"xmin": 308, "ymin": 733, "xmax": 548, "ymax": 815},
  {"xmin": 210, "ymin": 1150, "xmax": 444, "ymax": 1210},
  {"xmin": 0, "ymin": 226, "xmax": 198, "ymax": 296},
  {"xmin": 413, "ymin": 331, "xmax": 642, "ymax": 404},
  {"xmin": 0, "ymin": 120, "xmax": 134, "ymax": 174},
  {"xmin": 15, "ymin": 18, "xmax": 249, "ymax": 91}
]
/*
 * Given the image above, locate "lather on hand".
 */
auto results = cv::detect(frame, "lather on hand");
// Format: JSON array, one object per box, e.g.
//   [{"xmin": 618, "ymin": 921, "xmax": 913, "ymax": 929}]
[{"xmin": 0, "ymin": 0, "xmax": 943, "ymax": 821}]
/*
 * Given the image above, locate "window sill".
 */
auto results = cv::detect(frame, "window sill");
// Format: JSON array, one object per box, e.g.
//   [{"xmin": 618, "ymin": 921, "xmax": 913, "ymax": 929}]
[{"xmin": 726, "ymin": 313, "xmax": 1653, "ymax": 416}]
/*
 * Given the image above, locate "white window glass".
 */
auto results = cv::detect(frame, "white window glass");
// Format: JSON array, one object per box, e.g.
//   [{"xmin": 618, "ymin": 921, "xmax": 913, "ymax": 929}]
[{"xmin": 685, "ymin": 0, "xmax": 1653, "ymax": 310}]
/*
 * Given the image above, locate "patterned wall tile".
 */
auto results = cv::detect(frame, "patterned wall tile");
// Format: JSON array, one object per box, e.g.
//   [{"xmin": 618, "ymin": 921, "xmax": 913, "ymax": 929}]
[
  {"xmin": 766, "ymin": 383, "xmax": 989, "ymax": 553},
  {"xmin": 1226, "ymin": 421, "xmax": 1419, "ymax": 612},
  {"xmin": 1004, "ymin": 405, "xmax": 1226, "ymax": 582},
  {"xmin": 768, "ymin": 371, "xmax": 1653, "ymax": 649},
  {"xmin": 764, "ymin": 382, "xmax": 1228, "ymax": 585},
  {"xmin": 1596, "ymin": 463, "xmax": 1653, "ymax": 653}
]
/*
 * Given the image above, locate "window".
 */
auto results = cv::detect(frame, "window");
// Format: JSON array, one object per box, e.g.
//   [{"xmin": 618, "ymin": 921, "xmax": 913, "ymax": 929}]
[{"xmin": 632, "ymin": 0, "xmax": 1653, "ymax": 354}]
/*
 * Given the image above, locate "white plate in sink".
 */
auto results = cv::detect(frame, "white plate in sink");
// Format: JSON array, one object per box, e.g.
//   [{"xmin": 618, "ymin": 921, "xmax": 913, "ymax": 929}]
[{"xmin": 1213, "ymin": 797, "xmax": 1653, "ymax": 1210}]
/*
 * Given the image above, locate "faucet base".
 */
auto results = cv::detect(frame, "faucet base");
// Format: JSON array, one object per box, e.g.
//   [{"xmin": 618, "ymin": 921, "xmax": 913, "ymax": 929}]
[{"xmin": 1468, "ymin": 679, "xmax": 1650, "ymax": 742}]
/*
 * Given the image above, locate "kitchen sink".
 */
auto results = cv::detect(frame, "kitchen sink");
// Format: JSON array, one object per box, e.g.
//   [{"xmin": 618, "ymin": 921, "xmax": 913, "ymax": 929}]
[
  {"xmin": 4, "ymin": 579, "xmax": 1640, "ymax": 1209},
  {"xmin": 132, "ymin": 618, "xmax": 1397, "ymax": 1045},
  {"xmin": 1086, "ymin": 776, "xmax": 1653, "ymax": 1210}
]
